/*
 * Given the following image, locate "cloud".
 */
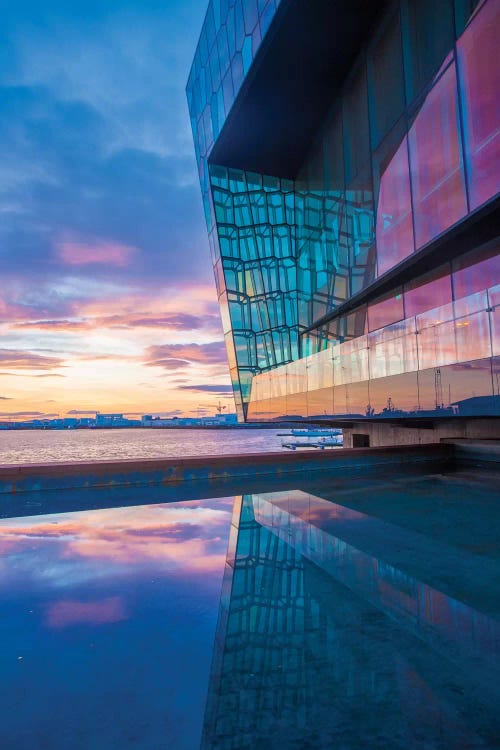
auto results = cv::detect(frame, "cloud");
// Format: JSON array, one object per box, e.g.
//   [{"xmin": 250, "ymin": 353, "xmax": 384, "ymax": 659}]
[
  {"xmin": 66, "ymin": 409, "xmax": 96, "ymax": 415},
  {"xmin": 0, "ymin": 411, "xmax": 59, "ymax": 417},
  {"xmin": 0, "ymin": 0, "xmax": 224, "ymax": 417},
  {"xmin": 145, "ymin": 341, "xmax": 226, "ymax": 369},
  {"xmin": 150, "ymin": 358, "xmax": 191, "ymax": 371},
  {"xmin": 56, "ymin": 235, "xmax": 137, "ymax": 267},
  {"xmin": 0, "ymin": 349, "xmax": 65, "ymax": 370},
  {"xmin": 0, "ymin": 86, "xmax": 211, "ymax": 289},
  {"xmin": 14, "ymin": 311, "xmax": 220, "ymax": 333},
  {"xmin": 45, "ymin": 596, "xmax": 127, "ymax": 629},
  {"xmin": 0, "ymin": 396, "xmax": 12, "ymax": 400},
  {"xmin": 179, "ymin": 384, "xmax": 233, "ymax": 394}
]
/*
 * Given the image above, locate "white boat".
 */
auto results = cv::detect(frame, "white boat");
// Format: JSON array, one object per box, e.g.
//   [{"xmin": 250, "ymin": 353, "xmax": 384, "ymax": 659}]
[
  {"xmin": 290, "ymin": 428, "xmax": 342, "ymax": 437},
  {"xmin": 282, "ymin": 434, "xmax": 343, "ymax": 450}
]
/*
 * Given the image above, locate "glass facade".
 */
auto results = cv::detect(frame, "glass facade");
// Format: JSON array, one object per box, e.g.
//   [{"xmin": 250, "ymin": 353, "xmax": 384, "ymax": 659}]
[
  {"xmin": 248, "ymin": 242, "xmax": 500, "ymax": 419},
  {"xmin": 188, "ymin": 0, "xmax": 499, "ymax": 421}
]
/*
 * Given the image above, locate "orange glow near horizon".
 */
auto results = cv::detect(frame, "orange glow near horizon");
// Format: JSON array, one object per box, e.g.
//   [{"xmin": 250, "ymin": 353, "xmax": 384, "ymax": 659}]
[{"xmin": 0, "ymin": 282, "xmax": 234, "ymax": 420}]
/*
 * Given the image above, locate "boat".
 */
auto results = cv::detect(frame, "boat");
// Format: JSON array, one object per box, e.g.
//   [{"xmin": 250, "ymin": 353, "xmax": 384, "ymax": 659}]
[
  {"xmin": 290, "ymin": 428, "xmax": 342, "ymax": 437},
  {"xmin": 281, "ymin": 433, "xmax": 343, "ymax": 450}
]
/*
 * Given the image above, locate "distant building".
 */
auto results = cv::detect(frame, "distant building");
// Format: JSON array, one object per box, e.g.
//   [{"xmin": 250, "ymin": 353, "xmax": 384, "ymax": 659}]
[
  {"xmin": 96, "ymin": 413, "xmax": 139, "ymax": 428},
  {"xmin": 141, "ymin": 413, "xmax": 239, "ymax": 427},
  {"xmin": 187, "ymin": 0, "xmax": 499, "ymax": 446}
]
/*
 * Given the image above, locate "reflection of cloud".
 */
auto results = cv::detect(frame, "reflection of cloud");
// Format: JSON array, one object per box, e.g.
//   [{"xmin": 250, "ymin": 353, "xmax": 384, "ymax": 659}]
[
  {"xmin": 0, "ymin": 504, "xmax": 233, "ymax": 579},
  {"xmin": 45, "ymin": 596, "xmax": 127, "ymax": 629}
]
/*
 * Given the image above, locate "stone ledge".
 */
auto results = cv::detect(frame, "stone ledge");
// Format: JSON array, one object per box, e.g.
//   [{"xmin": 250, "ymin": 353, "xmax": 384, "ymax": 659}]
[{"xmin": 0, "ymin": 444, "xmax": 452, "ymax": 495}]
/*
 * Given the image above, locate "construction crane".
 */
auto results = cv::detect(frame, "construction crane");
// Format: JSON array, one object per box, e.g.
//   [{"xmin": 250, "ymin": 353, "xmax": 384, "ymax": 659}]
[{"xmin": 198, "ymin": 400, "xmax": 227, "ymax": 415}]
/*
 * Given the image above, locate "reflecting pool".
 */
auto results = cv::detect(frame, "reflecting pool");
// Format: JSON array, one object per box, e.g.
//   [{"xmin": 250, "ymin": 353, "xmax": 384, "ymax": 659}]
[
  {"xmin": 0, "ymin": 498, "xmax": 234, "ymax": 750},
  {"xmin": 1, "ymin": 468, "xmax": 499, "ymax": 749}
]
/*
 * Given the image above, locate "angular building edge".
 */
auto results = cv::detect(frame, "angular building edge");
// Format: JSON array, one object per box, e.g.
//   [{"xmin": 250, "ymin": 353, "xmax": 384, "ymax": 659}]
[{"xmin": 187, "ymin": 0, "xmax": 500, "ymax": 445}]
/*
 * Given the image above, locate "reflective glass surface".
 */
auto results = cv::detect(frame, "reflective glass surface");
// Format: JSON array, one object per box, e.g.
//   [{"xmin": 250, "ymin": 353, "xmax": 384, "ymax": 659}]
[
  {"xmin": 457, "ymin": 0, "xmax": 500, "ymax": 209},
  {"xmin": 368, "ymin": 12, "xmax": 405, "ymax": 147},
  {"xmin": 401, "ymin": 0, "xmax": 455, "ymax": 103},
  {"xmin": 409, "ymin": 62, "xmax": 467, "ymax": 248},
  {"xmin": 368, "ymin": 290, "xmax": 404, "ymax": 332},
  {"xmin": 374, "ymin": 133, "xmax": 414, "ymax": 275},
  {"xmin": 453, "ymin": 244, "xmax": 500, "ymax": 297},
  {"xmin": 404, "ymin": 266, "xmax": 453, "ymax": 317},
  {"xmin": 250, "ymin": 264, "xmax": 499, "ymax": 418}
]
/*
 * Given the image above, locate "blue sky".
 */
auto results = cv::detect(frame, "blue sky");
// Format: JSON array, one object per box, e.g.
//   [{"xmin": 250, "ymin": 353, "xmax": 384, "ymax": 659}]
[{"xmin": 0, "ymin": 0, "xmax": 233, "ymax": 418}]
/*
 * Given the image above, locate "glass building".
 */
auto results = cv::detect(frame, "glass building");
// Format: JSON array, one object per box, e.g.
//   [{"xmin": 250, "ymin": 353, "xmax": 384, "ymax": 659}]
[{"xmin": 187, "ymin": 0, "xmax": 499, "ymax": 441}]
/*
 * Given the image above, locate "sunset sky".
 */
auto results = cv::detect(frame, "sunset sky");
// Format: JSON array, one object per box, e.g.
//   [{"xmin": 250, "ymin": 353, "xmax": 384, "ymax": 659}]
[{"xmin": 0, "ymin": 0, "xmax": 234, "ymax": 420}]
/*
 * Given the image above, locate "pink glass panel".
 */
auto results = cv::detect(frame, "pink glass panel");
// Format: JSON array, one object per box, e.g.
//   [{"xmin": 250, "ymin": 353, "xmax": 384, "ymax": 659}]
[
  {"xmin": 457, "ymin": 0, "xmax": 500, "ymax": 209},
  {"xmin": 404, "ymin": 270, "xmax": 453, "ymax": 318},
  {"xmin": 376, "ymin": 137, "xmax": 415, "ymax": 275},
  {"xmin": 368, "ymin": 291, "xmax": 404, "ymax": 332},
  {"xmin": 409, "ymin": 63, "xmax": 468, "ymax": 248},
  {"xmin": 453, "ymin": 247, "xmax": 500, "ymax": 298}
]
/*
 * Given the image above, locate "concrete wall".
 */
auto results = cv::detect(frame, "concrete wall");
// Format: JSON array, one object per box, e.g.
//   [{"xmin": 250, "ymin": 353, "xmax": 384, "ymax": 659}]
[
  {"xmin": 0, "ymin": 444, "xmax": 452, "ymax": 496},
  {"xmin": 343, "ymin": 419, "xmax": 500, "ymax": 448}
]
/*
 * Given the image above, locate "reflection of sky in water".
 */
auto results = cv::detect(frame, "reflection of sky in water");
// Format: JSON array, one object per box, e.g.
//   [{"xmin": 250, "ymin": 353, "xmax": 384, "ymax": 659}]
[{"xmin": 0, "ymin": 498, "xmax": 234, "ymax": 750}]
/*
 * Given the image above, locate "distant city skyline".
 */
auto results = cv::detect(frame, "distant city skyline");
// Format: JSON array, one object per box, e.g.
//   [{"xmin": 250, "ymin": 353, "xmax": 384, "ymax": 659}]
[{"xmin": 0, "ymin": 0, "xmax": 233, "ymax": 419}]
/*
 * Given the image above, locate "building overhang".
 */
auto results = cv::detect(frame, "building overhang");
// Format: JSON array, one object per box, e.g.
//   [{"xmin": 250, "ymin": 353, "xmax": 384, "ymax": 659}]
[{"xmin": 208, "ymin": 0, "xmax": 386, "ymax": 179}]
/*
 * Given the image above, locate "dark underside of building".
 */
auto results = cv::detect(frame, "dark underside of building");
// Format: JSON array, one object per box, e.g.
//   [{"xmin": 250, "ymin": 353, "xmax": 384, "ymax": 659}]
[{"xmin": 187, "ymin": 0, "xmax": 499, "ymax": 445}]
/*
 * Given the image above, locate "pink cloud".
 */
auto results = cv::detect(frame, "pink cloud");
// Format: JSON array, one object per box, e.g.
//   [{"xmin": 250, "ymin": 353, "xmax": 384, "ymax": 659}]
[
  {"xmin": 0, "ymin": 348, "xmax": 65, "ymax": 370},
  {"xmin": 14, "ymin": 312, "xmax": 221, "ymax": 333},
  {"xmin": 45, "ymin": 596, "xmax": 127, "ymax": 629},
  {"xmin": 145, "ymin": 341, "xmax": 226, "ymax": 369},
  {"xmin": 56, "ymin": 236, "xmax": 137, "ymax": 267}
]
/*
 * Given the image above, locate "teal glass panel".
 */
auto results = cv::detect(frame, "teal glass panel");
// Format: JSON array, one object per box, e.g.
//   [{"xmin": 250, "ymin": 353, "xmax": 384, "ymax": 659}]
[
  {"xmin": 343, "ymin": 66, "xmax": 371, "ymax": 184},
  {"xmin": 401, "ymin": 0, "xmax": 455, "ymax": 104},
  {"xmin": 368, "ymin": 11, "xmax": 405, "ymax": 147},
  {"xmin": 454, "ymin": 0, "xmax": 482, "ymax": 36}
]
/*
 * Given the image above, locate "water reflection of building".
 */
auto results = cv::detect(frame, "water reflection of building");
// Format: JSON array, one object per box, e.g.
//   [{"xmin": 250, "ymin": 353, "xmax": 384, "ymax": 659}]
[
  {"xmin": 187, "ymin": 0, "xmax": 499, "ymax": 445},
  {"xmin": 201, "ymin": 491, "xmax": 500, "ymax": 749}
]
